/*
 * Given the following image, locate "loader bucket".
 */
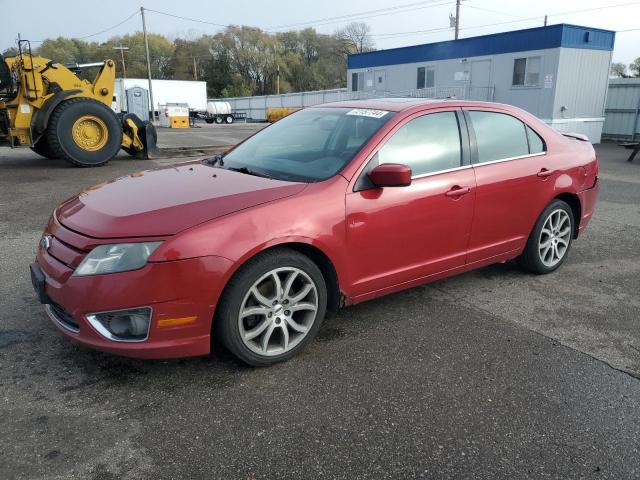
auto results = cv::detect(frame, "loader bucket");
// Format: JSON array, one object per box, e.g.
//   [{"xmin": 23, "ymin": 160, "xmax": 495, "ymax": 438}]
[{"xmin": 141, "ymin": 121, "xmax": 158, "ymax": 159}]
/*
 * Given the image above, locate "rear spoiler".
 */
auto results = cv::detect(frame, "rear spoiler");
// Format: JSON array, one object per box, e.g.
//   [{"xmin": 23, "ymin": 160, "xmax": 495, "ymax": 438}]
[{"xmin": 562, "ymin": 132, "xmax": 589, "ymax": 142}]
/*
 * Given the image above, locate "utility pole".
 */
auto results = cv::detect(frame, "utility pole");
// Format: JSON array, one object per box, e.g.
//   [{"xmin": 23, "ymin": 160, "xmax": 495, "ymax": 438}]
[
  {"xmin": 141, "ymin": 6, "xmax": 155, "ymax": 122},
  {"xmin": 544, "ymin": 15, "xmax": 548, "ymax": 26},
  {"xmin": 112, "ymin": 44, "xmax": 129, "ymax": 78},
  {"xmin": 193, "ymin": 57, "xmax": 198, "ymax": 81},
  {"xmin": 276, "ymin": 64, "xmax": 280, "ymax": 95},
  {"xmin": 454, "ymin": 0, "xmax": 461, "ymax": 40}
]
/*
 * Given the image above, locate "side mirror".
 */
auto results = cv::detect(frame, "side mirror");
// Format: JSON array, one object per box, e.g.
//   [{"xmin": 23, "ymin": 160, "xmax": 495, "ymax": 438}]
[{"xmin": 368, "ymin": 164, "xmax": 412, "ymax": 187}]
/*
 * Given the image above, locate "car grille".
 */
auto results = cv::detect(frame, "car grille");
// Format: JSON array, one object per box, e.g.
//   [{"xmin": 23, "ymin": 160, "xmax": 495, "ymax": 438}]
[
  {"xmin": 47, "ymin": 233, "xmax": 88, "ymax": 270},
  {"xmin": 47, "ymin": 302, "xmax": 80, "ymax": 333}
]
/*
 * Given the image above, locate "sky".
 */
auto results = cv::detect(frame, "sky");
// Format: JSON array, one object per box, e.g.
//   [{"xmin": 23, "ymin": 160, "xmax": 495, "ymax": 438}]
[{"xmin": 1, "ymin": 0, "xmax": 639, "ymax": 64}]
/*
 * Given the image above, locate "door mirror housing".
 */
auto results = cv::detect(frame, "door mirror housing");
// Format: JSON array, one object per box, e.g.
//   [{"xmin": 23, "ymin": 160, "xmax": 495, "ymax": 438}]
[{"xmin": 368, "ymin": 164, "xmax": 412, "ymax": 187}]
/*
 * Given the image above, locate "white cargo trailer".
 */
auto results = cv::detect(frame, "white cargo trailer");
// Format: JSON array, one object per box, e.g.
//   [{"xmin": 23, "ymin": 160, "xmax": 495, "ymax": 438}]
[{"xmin": 112, "ymin": 78, "xmax": 207, "ymax": 116}]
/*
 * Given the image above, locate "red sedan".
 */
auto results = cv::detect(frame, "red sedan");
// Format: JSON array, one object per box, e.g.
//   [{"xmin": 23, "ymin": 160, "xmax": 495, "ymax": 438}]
[{"xmin": 30, "ymin": 99, "xmax": 599, "ymax": 366}]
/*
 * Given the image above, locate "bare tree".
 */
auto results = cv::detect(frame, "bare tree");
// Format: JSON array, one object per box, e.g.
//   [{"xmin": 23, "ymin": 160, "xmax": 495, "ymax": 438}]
[
  {"xmin": 610, "ymin": 62, "xmax": 629, "ymax": 78},
  {"xmin": 336, "ymin": 22, "xmax": 375, "ymax": 55},
  {"xmin": 630, "ymin": 57, "xmax": 640, "ymax": 77}
]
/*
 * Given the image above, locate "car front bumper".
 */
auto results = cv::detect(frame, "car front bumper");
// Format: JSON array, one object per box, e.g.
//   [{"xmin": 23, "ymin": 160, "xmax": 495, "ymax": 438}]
[{"xmin": 33, "ymin": 247, "xmax": 233, "ymax": 359}]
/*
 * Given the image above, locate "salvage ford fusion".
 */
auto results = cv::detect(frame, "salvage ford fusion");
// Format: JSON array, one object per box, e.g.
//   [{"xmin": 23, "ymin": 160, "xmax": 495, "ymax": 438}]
[{"xmin": 31, "ymin": 99, "xmax": 599, "ymax": 366}]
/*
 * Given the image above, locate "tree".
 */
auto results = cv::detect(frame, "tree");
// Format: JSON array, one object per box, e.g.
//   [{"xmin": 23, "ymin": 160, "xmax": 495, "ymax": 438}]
[
  {"xmin": 2, "ymin": 47, "xmax": 19, "ymax": 57},
  {"xmin": 630, "ymin": 57, "xmax": 640, "ymax": 77},
  {"xmin": 336, "ymin": 22, "xmax": 375, "ymax": 55},
  {"xmin": 23, "ymin": 23, "xmax": 374, "ymax": 97},
  {"xmin": 610, "ymin": 62, "xmax": 629, "ymax": 78}
]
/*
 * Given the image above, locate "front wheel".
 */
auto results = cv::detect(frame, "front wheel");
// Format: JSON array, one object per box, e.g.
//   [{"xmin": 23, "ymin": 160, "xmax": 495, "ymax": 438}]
[
  {"xmin": 215, "ymin": 249, "xmax": 327, "ymax": 366},
  {"xmin": 517, "ymin": 199, "xmax": 574, "ymax": 274},
  {"xmin": 46, "ymin": 98, "xmax": 123, "ymax": 167}
]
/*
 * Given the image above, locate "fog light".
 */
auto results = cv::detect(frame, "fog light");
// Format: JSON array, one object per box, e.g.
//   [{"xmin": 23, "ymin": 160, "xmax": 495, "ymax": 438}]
[{"xmin": 86, "ymin": 307, "xmax": 152, "ymax": 342}]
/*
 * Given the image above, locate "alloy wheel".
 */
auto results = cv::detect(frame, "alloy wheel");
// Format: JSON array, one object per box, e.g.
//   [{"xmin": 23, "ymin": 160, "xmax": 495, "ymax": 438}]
[
  {"xmin": 238, "ymin": 267, "xmax": 319, "ymax": 357},
  {"xmin": 538, "ymin": 209, "xmax": 572, "ymax": 267}
]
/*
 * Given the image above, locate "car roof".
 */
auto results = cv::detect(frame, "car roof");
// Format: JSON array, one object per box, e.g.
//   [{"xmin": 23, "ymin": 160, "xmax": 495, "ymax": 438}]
[{"xmin": 314, "ymin": 98, "xmax": 513, "ymax": 113}]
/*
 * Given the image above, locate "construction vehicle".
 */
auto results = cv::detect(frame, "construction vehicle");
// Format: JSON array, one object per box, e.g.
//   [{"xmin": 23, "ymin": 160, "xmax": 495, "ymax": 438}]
[{"xmin": 0, "ymin": 40, "xmax": 157, "ymax": 167}]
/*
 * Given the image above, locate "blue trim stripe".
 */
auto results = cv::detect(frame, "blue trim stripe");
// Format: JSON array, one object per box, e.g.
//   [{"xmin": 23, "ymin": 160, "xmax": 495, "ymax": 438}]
[{"xmin": 348, "ymin": 24, "xmax": 615, "ymax": 69}]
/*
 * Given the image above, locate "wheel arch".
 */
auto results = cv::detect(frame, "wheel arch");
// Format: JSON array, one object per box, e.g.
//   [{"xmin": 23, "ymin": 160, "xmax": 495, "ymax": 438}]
[
  {"xmin": 221, "ymin": 240, "xmax": 344, "ymax": 318},
  {"xmin": 553, "ymin": 192, "xmax": 582, "ymax": 239},
  {"xmin": 30, "ymin": 89, "xmax": 83, "ymax": 142}
]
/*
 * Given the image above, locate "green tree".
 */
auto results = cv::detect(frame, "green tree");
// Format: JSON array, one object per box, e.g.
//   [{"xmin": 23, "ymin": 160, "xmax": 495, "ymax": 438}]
[{"xmin": 24, "ymin": 23, "xmax": 373, "ymax": 97}]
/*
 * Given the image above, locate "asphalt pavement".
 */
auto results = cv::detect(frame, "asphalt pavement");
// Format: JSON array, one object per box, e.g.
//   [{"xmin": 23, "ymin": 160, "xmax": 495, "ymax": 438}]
[{"xmin": 0, "ymin": 129, "xmax": 639, "ymax": 479}]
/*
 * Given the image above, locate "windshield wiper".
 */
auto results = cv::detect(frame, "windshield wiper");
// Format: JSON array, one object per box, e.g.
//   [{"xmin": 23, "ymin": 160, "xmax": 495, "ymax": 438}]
[{"xmin": 226, "ymin": 166, "xmax": 273, "ymax": 179}]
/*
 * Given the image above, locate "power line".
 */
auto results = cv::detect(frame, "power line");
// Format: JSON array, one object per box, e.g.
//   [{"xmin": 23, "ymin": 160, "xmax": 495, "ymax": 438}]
[
  {"xmin": 29, "ymin": 9, "xmax": 139, "ymax": 43},
  {"xmin": 463, "ymin": 4, "xmax": 529, "ymax": 19},
  {"xmin": 372, "ymin": 1, "xmax": 640, "ymax": 39},
  {"xmin": 145, "ymin": 8, "xmax": 228, "ymax": 28},
  {"xmin": 267, "ymin": 0, "xmax": 450, "ymax": 31}
]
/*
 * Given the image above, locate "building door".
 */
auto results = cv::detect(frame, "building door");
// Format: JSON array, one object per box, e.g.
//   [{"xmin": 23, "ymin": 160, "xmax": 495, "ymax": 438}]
[
  {"xmin": 469, "ymin": 60, "xmax": 492, "ymax": 101},
  {"xmin": 125, "ymin": 86, "xmax": 150, "ymax": 119},
  {"xmin": 374, "ymin": 70, "xmax": 386, "ymax": 91}
]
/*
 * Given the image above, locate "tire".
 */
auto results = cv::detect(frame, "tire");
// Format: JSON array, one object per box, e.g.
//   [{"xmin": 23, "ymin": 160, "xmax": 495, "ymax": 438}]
[
  {"xmin": 215, "ymin": 248, "xmax": 327, "ymax": 366},
  {"xmin": 205, "ymin": 118, "xmax": 214, "ymax": 124},
  {"xmin": 30, "ymin": 136, "xmax": 56, "ymax": 159},
  {"xmin": 46, "ymin": 98, "xmax": 123, "ymax": 167},
  {"xmin": 225, "ymin": 115, "xmax": 234, "ymax": 124},
  {"xmin": 517, "ymin": 199, "xmax": 575, "ymax": 274},
  {"xmin": 214, "ymin": 116, "xmax": 223, "ymax": 124}
]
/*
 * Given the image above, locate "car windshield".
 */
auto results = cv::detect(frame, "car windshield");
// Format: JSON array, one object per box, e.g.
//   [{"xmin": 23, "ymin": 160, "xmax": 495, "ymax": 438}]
[{"xmin": 219, "ymin": 107, "xmax": 395, "ymax": 182}]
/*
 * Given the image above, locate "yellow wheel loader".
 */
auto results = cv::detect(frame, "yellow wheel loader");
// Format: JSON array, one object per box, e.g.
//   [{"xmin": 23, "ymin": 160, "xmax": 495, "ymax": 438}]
[{"xmin": 0, "ymin": 40, "xmax": 157, "ymax": 167}]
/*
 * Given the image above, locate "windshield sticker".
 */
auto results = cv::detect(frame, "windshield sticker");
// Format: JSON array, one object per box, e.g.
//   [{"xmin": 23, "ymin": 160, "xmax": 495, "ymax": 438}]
[{"xmin": 346, "ymin": 108, "xmax": 389, "ymax": 119}]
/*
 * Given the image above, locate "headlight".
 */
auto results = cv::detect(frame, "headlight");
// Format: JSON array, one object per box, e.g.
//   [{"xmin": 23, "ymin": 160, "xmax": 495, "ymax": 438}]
[{"xmin": 74, "ymin": 242, "xmax": 162, "ymax": 276}]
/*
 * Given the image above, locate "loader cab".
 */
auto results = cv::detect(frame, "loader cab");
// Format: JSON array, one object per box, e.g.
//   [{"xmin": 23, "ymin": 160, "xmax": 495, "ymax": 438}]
[{"xmin": 0, "ymin": 53, "xmax": 17, "ymax": 100}]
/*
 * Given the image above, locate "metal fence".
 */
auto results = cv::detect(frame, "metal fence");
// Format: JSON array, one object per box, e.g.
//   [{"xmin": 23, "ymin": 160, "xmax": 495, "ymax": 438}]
[
  {"xmin": 212, "ymin": 85, "xmax": 494, "ymax": 120},
  {"xmin": 602, "ymin": 79, "xmax": 640, "ymax": 141}
]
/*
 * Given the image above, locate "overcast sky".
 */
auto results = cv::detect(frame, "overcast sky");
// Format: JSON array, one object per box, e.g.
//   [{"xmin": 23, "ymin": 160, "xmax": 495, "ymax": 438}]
[{"xmin": 2, "ymin": 0, "xmax": 639, "ymax": 64}]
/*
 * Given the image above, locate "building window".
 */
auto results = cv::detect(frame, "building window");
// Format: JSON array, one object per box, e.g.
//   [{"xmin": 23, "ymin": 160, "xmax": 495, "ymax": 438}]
[
  {"xmin": 417, "ymin": 67, "xmax": 435, "ymax": 89},
  {"xmin": 512, "ymin": 56, "xmax": 541, "ymax": 86},
  {"xmin": 352, "ymin": 72, "xmax": 359, "ymax": 92}
]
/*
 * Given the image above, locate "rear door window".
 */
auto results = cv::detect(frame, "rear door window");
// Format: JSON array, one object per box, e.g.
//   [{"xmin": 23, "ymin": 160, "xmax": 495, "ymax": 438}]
[{"xmin": 468, "ymin": 111, "xmax": 531, "ymax": 163}]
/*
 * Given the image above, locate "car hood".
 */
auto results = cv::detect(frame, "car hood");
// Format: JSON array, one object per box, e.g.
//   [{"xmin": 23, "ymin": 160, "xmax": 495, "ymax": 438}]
[{"xmin": 56, "ymin": 162, "xmax": 307, "ymax": 238}]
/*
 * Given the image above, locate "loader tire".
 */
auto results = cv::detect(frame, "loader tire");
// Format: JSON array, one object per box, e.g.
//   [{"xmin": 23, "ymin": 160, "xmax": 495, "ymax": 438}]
[
  {"xmin": 46, "ymin": 98, "xmax": 123, "ymax": 167},
  {"xmin": 30, "ymin": 137, "xmax": 57, "ymax": 159}
]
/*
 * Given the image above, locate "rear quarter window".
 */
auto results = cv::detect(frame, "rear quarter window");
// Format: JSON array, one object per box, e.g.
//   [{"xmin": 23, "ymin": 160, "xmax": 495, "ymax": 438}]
[{"xmin": 526, "ymin": 125, "xmax": 545, "ymax": 154}]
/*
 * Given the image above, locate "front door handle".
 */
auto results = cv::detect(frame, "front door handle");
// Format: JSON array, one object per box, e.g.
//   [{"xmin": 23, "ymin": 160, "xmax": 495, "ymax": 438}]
[
  {"xmin": 537, "ymin": 168, "xmax": 555, "ymax": 178},
  {"xmin": 445, "ymin": 186, "xmax": 471, "ymax": 198}
]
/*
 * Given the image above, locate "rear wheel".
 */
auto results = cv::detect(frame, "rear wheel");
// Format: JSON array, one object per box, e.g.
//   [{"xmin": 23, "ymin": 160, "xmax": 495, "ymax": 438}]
[
  {"xmin": 517, "ymin": 199, "xmax": 574, "ymax": 274},
  {"xmin": 225, "ymin": 115, "xmax": 234, "ymax": 124},
  {"xmin": 46, "ymin": 98, "xmax": 123, "ymax": 167},
  {"xmin": 215, "ymin": 249, "xmax": 327, "ymax": 366},
  {"xmin": 214, "ymin": 116, "xmax": 223, "ymax": 124}
]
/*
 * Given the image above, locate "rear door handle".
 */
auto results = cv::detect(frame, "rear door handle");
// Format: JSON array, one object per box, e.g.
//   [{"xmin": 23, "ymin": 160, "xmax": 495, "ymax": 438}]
[
  {"xmin": 445, "ymin": 186, "xmax": 471, "ymax": 198},
  {"xmin": 537, "ymin": 168, "xmax": 554, "ymax": 178}
]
